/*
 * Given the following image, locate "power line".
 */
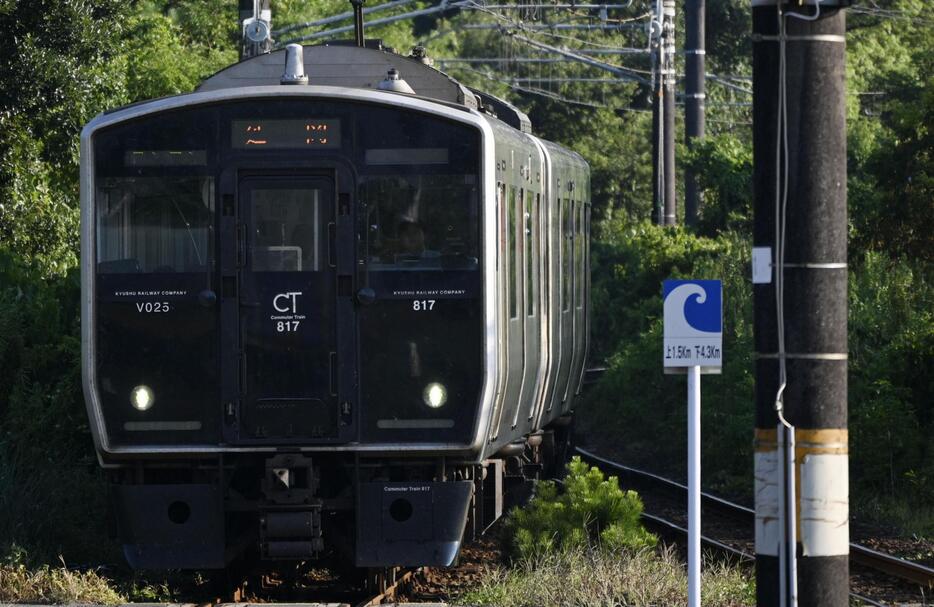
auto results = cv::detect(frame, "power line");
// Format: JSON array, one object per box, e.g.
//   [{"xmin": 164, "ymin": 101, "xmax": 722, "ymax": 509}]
[
  {"xmin": 273, "ymin": 0, "xmax": 415, "ymax": 36},
  {"xmin": 509, "ymin": 31, "xmax": 652, "ymax": 84},
  {"xmin": 511, "ymin": 77, "xmax": 636, "ymax": 83},
  {"xmin": 460, "ymin": 22, "xmax": 645, "ymax": 31},
  {"xmin": 279, "ymin": 1, "xmax": 473, "ymax": 45},
  {"xmin": 451, "ymin": 63, "xmax": 654, "ymax": 112},
  {"xmin": 276, "ymin": 0, "xmax": 644, "ymax": 41},
  {"xmin": 436, "ymin": 50, "xmax": 651, "ymax": 64}
]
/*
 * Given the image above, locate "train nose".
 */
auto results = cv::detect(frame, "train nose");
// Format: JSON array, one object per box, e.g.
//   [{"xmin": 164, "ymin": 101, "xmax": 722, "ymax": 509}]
[{"xmin": 356, "ymin": 481, "xmax": 473, "ymax": 567}]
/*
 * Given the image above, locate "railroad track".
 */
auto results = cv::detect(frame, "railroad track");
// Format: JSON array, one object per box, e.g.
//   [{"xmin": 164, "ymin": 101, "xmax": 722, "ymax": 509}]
[
  {"xmin": 354, "ymin": 566, "xmax": 424, "ymax": 607},
  {"xmin": 574, "ymin": 446, "xmax": 934, "ymax": 605}
]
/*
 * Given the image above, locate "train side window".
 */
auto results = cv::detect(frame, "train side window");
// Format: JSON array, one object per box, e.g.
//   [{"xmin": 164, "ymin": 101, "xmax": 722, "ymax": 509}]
[
  {"xmin": 577, "ymin": 201, "xmax": 585, "ymax": 309},
  {"xmin": 496, "ymin": 182, "xmax": 505, "ymax": 270},
  {"xmin": 508, "ymin": 186, "xmax": 518, "ymax": 319},
  {"xmin": 526, "ymin": 192, "xmax": 536, "ymax": 317},
  {"xmin": 561, "ymin": 198, "xmax": 572, "ymax": 312}
]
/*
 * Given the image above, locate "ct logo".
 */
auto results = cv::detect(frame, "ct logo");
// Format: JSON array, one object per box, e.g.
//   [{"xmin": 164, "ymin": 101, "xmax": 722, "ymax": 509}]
[{"xmin": 273, "ymin": 291, "xmax": 302, "ymax": 313}]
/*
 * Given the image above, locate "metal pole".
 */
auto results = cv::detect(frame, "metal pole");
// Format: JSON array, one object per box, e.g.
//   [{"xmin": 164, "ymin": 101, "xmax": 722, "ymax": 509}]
[
  {"xmin": 662, "ymin": 0, "xmax": 677, "ymax": 225},
  {"xmin": 652, "ymin": 82, "xmax": 662, "ymax": 223},
  {"xmin": 239, "ymin": 0, "xmax": 272, "ymax": 60},
  {"xmin": 684, "ymin": 0, "xmax": 706, "ymax": 226},
  {"xmin": 752, "ymin": 1, "xmax": 849, "ymax": 606},
  {"xmin": 351, "ymin": 0, "xmax": 366, "ymax": 47},
  {"xmin": 651, "ymin": 0, "xmax": 663, "ymax": 224},
  {"xmin": 688, "ymin": 365, "xmax": 701, "ymax": 607}
]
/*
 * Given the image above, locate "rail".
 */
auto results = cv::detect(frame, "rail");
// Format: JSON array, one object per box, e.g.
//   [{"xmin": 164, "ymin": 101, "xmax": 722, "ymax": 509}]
[
  {"xmin": 574, "ymin": 447, "xmax": 934, "ymax": 595},
  {"xmin": 354, "ymin": 567, "xmax": 423, "ymax": 607}
]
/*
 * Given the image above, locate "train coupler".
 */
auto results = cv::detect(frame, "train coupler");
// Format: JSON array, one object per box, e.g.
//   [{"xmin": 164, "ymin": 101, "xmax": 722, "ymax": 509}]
[{"xmin": 260, "ymin": 509, "xmax": 324, "ymax": 559}]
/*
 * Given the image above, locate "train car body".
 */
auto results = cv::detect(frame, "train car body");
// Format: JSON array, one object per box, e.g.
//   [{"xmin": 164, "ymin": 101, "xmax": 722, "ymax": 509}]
[{"xmin": 80, "ymin": 44, "xmax": 590, "ymax": 570}]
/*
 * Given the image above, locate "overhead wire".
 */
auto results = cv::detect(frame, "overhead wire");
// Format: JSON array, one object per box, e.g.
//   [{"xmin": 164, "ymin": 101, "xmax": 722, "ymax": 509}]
[{"xmin": 452, "ymin": 64, "xmax": 650, "ymax": 111}]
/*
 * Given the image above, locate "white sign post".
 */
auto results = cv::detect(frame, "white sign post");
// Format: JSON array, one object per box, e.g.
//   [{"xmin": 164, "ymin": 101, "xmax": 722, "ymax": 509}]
[{"xmin": 663, "ymin": 280, "xmax": 722, "ymax": 607}]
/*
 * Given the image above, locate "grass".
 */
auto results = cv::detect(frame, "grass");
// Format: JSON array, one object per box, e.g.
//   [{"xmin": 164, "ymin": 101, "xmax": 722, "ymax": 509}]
[
  {"xmin": 853, "ymin": 493, "xmax": 934, "ymax": 541},
  {"xmin": 0, "ymin": 559, "xmax": 125, "ymax": 605},
  {"xmin": 458, "ymin": 545, "xmax": 755, "ymax": 607}
]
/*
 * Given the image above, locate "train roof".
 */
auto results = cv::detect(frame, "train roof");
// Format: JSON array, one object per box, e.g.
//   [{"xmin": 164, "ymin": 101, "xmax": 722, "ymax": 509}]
[{"xmin": 198, "ymin": 43, "xmax": 532, "ymax": 134}]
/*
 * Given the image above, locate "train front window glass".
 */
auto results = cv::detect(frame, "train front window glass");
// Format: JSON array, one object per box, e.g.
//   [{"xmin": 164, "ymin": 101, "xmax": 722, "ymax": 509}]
[
  {"xmin": 250, "ymin": 189, "xmax": 322, "ymax": 272},
  {"xmin": 361, "ymin": 174, "xmax": 479, "ymax": 271},
  {"xmin": 96, "ymin": 177, "xmax": 213, "ymax": 274}
]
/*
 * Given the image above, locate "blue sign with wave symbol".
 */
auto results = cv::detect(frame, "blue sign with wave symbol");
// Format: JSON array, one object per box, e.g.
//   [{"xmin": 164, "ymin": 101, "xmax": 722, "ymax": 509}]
[{"xmin": 663, "ymin": 279, "xmax": 722, "ymax": 370}]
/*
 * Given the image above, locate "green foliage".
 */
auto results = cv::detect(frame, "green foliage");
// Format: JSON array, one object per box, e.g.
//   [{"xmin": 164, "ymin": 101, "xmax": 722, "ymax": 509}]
[
  {"xmin": 846, "ymin": 0, "xmax": 933, "ymax": 261},
  {"xmin": 582, "ymin": 221, "xmax": 754, "ymax": 495},
  {"xmin": 0, "ymin": 0, "xmax": 128, "ymax": 276},
  {"xmin": 849, "ymin": 252, "xmax": 933, "ymax": 505},
  {"xmin": 683, "ymin": 134, "xmax": 753, "ymax": 237},
  {"xmin": 123, "ymin": 2, "xmax": 237, "ymax": 103},
  {"xmin": 0, "ymin": 249, "xmax": 113, "ymax": 563},
  {"xmin": 507, "ymin": 457, "xmax": 656, "ymax": 559},
  {"xmin": 528, "ymin": 104, "xmax": 654, "ymax": 221},
  {"xmin": 0, "ymin": 124, "xmax": 79, "ymax": 275}
]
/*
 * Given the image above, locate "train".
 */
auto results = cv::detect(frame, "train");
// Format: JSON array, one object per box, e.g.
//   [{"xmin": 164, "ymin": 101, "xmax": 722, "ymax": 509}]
[{"xmin": 80, "ymin": 40, "xmax": 590, "ymax": 571}]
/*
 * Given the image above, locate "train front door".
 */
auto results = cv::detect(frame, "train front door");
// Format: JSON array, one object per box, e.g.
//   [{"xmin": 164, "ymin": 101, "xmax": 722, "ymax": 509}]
[{"xmin": 228, "ymin": 176, "xmax": 347, "ymax": 443}]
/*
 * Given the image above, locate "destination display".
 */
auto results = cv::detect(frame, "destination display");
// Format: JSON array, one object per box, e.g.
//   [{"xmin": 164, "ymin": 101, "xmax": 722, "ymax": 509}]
[
  {"xmin": 231, "ymin": 119, "xmax": 341, "ymax": 149},
  {"xmin": 124, "ymin": 150, "xmax": 207, "ymax": 166}
]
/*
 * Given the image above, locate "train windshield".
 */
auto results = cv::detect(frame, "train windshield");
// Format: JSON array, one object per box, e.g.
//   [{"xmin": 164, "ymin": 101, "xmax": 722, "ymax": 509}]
[
  {"xmin": 96, "ymin": 176, "xmax": 214, "ymax": 274},
  {"xmin": 361, "ymin": 174, "xmax": 479, "ymax": 271}
]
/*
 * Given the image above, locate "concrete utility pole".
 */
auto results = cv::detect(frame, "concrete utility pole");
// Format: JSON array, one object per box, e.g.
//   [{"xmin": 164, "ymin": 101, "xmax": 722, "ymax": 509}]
[
  {"xmin": 651, "ymin": 9, "xmax": 662, "ymax": 225},
  {"xmin": 752, "ymin": 0, "xmax": 849, "ymax": 606},
  {"xmin": 684, "ymin": 0, "xmax": 706, "ymax": 226},
  {"xmin": 651, "ymin": 0, "xmax": 677, "ymax": 225},
  {"xmin": 662, "ymin": 0, "xmax": 676, "ymax": 225}
]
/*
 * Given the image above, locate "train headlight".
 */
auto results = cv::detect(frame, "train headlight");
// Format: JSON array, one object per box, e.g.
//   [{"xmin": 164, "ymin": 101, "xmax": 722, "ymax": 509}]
[
  {"xmin": 130, "ymin": 385, "xmax": 155, "ymax": 411},
  {"xmin": 423, "ymin": 382, "xmax": 447, "ymax": 409}
]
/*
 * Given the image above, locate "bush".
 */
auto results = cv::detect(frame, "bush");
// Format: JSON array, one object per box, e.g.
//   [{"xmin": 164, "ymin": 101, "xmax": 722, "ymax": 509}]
[
  {"xmin": 581, "ymin": 222, "xmax": 755, "ymax": 497},
  {"xmin": 849, "ymin": 251, "xmax": 933, "ymax": 508},
  {"xmin": 0, "ymin": 249, "xmax": 115, "ymax": 564},
  {"xmin": 507, "ymin": 457, "xmax": 656, "ymax": 559}
]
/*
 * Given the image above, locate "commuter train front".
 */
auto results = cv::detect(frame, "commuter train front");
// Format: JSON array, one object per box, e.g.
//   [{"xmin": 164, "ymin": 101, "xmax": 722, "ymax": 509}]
[{"xmin": 80, "ymin": 44, "xmax": 589, "ymax": 569}]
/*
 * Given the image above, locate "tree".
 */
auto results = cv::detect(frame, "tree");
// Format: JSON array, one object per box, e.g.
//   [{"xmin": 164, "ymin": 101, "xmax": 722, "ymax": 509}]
[{"xmin": 0, "ymin": 0, "xmax": 128, "ymax": 274}]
